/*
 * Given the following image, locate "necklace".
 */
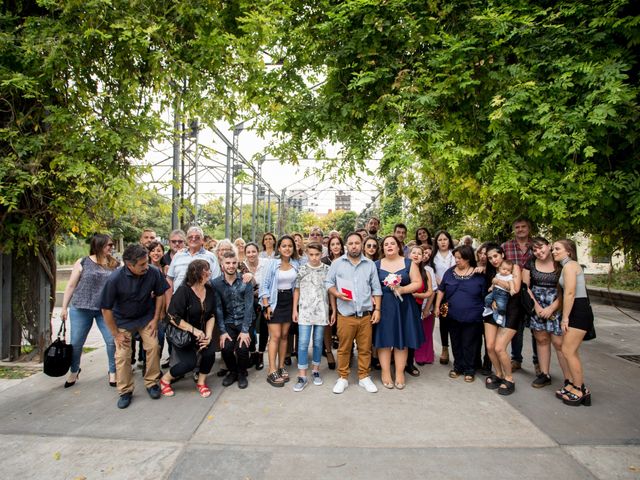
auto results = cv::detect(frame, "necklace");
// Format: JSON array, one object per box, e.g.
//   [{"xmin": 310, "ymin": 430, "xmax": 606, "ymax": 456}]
[{"xmin": 453, "ymin": 267, "xmax": 473, "ymax": 278}]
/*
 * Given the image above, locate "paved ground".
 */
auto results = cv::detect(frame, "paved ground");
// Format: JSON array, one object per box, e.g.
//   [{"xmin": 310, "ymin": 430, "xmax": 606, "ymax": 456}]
[{"xmin": 0, "ymin": 304, "xmax": 639, "ymax": 479}]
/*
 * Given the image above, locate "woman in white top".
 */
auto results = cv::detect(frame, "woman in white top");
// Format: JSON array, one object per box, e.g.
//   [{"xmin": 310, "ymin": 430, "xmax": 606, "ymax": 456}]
[
  {"xmin": 259, "ymin": 232, "xmax": 277, "ymax": 259},
  {"xmin": 259, "ymin": 235, "xmax": 300, "ymax": 387},
  {"xmin": 431, "ymin": 230, "xmax": 456, "ymax": 365}
]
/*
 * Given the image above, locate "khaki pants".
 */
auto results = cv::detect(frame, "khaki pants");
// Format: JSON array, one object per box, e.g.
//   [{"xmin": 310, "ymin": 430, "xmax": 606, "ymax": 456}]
[
  {"xmin": 337, "ymin": 314, "xmax": 372, "ymax": 380},
  {"xmin": 115, "ymin": 325, "xmax": 160, "ymax": 394}
]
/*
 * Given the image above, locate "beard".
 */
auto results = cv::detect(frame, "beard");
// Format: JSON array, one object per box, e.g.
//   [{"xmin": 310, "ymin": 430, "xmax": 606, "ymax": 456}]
[{"xmin": 348, "ymin": 249, "xmax": 362, "ymax": 258}]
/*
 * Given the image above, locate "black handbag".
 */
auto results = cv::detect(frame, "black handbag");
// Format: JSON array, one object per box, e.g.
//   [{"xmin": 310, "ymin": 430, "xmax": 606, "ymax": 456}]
[
  {"xmin": 165, "ymin": 317, "xmax": 193, "ymax": 348},
  {"xmin": 43, "ymin": 320, "xmax": 73, "ymax": 377}
]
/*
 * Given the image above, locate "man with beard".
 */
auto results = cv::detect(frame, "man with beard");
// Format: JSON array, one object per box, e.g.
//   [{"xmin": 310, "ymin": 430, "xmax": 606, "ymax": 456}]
[{"xmin": 325, "ymin": 232, "xmax": 382, "ymax": 394}]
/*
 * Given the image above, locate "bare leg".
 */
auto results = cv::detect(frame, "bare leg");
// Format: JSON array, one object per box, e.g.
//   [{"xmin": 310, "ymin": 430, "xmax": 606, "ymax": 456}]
[
  {"xmin": 533, "ymin": 330, "xmax": 551, "ymax": 374},
  {"xmin": 551, "ymin": 334, "xmax": 571, "ymax": 381},
  {"xmin": 394, "ymin": 348, "xmax": 408, "ymax": 385},
  {"xmin": 484, "ymin": 323, "xmax": 502, "ymax": 378},
  {"xmin": 279, "ymin": 323, "xmax": 291, "ymax": 369},
  {"xmin": 378, "ymin": 347, "xmax": 392, "ymax": 385},
  {"xmin": 267, "ymin": 324, "xmax": 282, "ymax": 374},
  {"xmin": 561, "ymin": 328, "xmax": 587, "ymax": 395},
  {"xmin": 495, "ymin": 328, "xmax": 517, "ymax": 382}
]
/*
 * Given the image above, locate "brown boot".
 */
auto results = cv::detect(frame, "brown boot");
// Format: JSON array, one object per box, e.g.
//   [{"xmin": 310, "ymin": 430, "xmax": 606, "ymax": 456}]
[{"xmin": 439, "ymin": 347, "xmax": 450, "ymax": 365}]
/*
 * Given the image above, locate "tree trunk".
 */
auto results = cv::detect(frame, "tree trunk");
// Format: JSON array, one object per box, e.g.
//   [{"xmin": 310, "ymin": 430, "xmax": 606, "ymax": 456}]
[{"xmin": 10, "ymin": 242, "xmax": 55, "ymax": 361}]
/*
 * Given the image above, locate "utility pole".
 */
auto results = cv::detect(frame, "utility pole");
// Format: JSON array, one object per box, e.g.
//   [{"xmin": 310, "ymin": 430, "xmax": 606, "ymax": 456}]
[
  {"xmin": 171, "ymin": 93, "xmax": 181, "ymax": 231},
  {"xmin": 224, "ymin": 145, "xmax": 231, "ymax": 238}
]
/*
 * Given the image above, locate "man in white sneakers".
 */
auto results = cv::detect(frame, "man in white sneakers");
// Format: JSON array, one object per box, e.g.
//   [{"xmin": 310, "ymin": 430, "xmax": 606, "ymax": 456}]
[{"xmin": 325, "ymin": 232, "xmax": 382, "ymax": 394}]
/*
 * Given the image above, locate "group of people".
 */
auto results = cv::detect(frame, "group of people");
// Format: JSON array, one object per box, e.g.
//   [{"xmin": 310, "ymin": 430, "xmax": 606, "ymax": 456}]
[{"xmin": 58, "ymin": 216, "xmax": 594, "ymax": 409}]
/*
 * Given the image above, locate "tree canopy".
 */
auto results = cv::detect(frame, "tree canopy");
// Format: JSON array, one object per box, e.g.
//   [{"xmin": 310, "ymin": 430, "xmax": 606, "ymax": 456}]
[{"xmin": 244, "ymin": 0, "xmax": 640, "ymax": 254}]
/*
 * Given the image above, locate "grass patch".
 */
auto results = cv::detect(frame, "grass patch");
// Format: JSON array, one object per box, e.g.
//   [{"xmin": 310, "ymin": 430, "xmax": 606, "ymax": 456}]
[
  {"xmin": 82, "ymin": 347, "xmax": 97, "ymax": 353},
  {"xmin": 587, "ymin": 271, "xmax": 640, "ymax": 293},
  {"xmin": 0, "ymin": 366, "xmax": 38, "ymax": 379}
]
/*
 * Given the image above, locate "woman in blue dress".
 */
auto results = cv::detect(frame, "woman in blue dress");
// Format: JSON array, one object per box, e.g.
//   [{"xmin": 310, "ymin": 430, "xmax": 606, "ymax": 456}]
[{"xmin": 374, "ymin": 235, "xmax": 423, "ymax": 389}]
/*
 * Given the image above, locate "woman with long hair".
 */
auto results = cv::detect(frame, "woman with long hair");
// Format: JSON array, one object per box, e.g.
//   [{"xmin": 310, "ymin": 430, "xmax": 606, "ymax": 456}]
[
  {"xmin": 234, "ymin": 237, "xmax": 247, "ymax": 263},
  {"xmin": 523, "ymin": 237, "xmax": 569, "ymax": 388},
  {"xmin": 431, "ymin": 230, "xmax": 456, "ymax": 365},
  {"xmin": 60, "ymin": 234, "xmax": 119, "ymax": 388},
  {"xmin": 259, "ymin": 235, "xmax": 300, "ymax": 386},
  {"xmin": 159, "ymin": 260, "xmax": 217, "ymax": 398},
  {"xmin": 552, "ymin": 239, "xmax": 593, "ymax": 406},
  {"xmin": 405, "ymin": 245, "xmax": 433, "ymax": 375},
  {"xmin": 415, "ymin": 227, "xmax": 433, "ymax": 248},
  {"xmin": 364, "ymin": 236, "xmax": 380, "ymax": 261},
  {"xmin": 260, "ymin": 232, "xmax": 277, "ymax": 259},
  {"xmin": 244, "ymin": 242, "xmax": 269, "ymax": 370},
  {"xmin": 414, "ymin": 244, "xmax": 436, "ymax": 365},
  {"xmin": 374, "ymin": 235, "xmax": 423, "ymax": 389},
  {"xmin": 483, "ymin": 244, "xmax": 523, "ymax": 395}
]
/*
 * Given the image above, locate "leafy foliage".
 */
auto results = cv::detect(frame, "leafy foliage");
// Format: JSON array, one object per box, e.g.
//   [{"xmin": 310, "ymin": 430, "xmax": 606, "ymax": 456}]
[{"xmin": 244, "ymin": 0, "xmax": 640, "ymax": 256}]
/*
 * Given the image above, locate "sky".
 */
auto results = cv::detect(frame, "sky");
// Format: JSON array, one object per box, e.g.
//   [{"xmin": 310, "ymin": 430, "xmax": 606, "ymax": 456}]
[{"xmin": 139, "ymin": 114, "xmax": 381, "ymax": 214}]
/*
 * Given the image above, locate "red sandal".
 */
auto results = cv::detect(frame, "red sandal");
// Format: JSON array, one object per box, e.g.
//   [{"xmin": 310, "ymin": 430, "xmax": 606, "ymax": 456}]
[
  {"xmin": 160, "ymin": 379, "xmax": 174, "ymax": 397},
  {"xmin": 196, "ymin": 383, "xmax": 211, "ymax": 398}
]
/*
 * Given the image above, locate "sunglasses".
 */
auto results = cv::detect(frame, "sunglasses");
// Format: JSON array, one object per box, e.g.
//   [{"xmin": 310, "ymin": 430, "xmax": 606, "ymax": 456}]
[{"xmin": 170, "ymin": 239, "xmax": 185, "ymax": 244}]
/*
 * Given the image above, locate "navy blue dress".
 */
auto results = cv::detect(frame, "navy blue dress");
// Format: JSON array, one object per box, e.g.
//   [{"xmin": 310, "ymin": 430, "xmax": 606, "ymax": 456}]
[{"xmin": 374, "ymin": 258, "xmax": 425, "ymax": 349}]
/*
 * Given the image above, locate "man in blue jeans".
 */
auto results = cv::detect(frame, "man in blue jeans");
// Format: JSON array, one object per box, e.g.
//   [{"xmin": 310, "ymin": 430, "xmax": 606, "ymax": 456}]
[
  {"xmin": 501, "ymin": 217, "xmax": 539, "ymax": 373},
  {"xmin": 212, "ymin": 251, "xmax": 254, "ymax": 389}
]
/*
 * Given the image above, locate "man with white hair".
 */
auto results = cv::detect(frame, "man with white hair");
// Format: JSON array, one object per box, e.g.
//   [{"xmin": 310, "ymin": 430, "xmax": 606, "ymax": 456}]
[{"xmin": 166, "ymin": 226, "xmax": 220, "ymax": 297}]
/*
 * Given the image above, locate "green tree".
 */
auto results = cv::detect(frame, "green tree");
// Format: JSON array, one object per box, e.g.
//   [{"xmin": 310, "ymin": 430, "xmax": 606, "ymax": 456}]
[
  {"xmin": 1, "ymin": 0, "xmax": 257, "ymax": 357},
  {"xmin": 245, "ymin": 0, "xmax": 639, "ymax": 258}
]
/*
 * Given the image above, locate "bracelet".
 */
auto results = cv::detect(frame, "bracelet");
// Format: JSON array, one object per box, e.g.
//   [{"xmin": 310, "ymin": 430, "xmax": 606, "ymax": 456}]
[{"xmin": 374, "ymin": 309, "xmax": 381, "ymax": 312}]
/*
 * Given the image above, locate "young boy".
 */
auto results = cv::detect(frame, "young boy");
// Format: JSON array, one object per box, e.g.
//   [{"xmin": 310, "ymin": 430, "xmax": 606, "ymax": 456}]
[
  {"xmin": 292, "ymin": 243, "xmax": 335, "ymax": 391},
  {"xmin": 485, "ymin": 259, "xmax": 516, "ymax": 326}
]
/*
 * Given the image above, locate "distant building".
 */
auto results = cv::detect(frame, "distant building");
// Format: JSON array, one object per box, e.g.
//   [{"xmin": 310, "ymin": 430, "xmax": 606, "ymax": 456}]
[
  {"xmin": 288, "ymin": 189, "xmax": 308, "ymax": 210},
  {"xmin": 335, "ymin": 191, "xmax": 351, "ymax": 211}
]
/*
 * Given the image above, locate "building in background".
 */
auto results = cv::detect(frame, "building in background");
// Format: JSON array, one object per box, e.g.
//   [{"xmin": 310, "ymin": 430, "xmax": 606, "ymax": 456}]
[{"xmin": 335, "ymin": 190, "xmax": 351, "ymax": 211}]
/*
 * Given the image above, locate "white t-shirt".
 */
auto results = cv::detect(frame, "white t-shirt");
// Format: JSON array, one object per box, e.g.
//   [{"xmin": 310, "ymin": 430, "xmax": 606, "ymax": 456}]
[
  {"xmin": 276, "ymin": 267, "xmax": 297, "ymax": 290},
  {"xmin": 433, "ymin": 250, "xmax": 455, "ymax": 282},
  {"xmin": 494, "ymin": 273, "xmax": 513, "ymax": 292}
]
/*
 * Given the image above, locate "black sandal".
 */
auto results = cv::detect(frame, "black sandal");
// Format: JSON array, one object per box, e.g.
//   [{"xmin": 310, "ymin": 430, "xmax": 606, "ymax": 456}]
[
  {"xmin": 405, "ymin": 365, "xmax": 420, "ymax": 377},
  {"xmin": 266, "ymin": 371, "xmax": 284, "ymax": 387},
  {"xmin": 498, "ymin": 379, "xmax": 515, "ymax": 396},
  {"xmin": 555, "ymin": 379, "xmax": 574, "ymax": 399},
  {"xmin": 485, "ymin": 374, "xmax": 502, "ymax": 390},
  {"xmin": 278, "ymin": 367, "xmax": 290, "ymax": 382}
]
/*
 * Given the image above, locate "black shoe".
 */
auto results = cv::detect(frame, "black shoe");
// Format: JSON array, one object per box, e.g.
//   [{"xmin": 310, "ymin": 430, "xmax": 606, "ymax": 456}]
[
  {"xmin": 291, "ymin": 350, "xmax": 297, "ymax": 358},
  {"xmin": 405, "ymin": 364, "xmax": 420, "ymax": 377},
  {"xmin": 108, "ymin": 372, "xmax": 116, "ymax": 388},
  {"xmin": 238, "ymin": 373, "xmax": 248, "ymax": 389},
  {"xmin": 161, "ymin": 360, "xmax": 170, "ymax": 369},
  {"xmin": 532, "ymin": 373, "xmax": 552, "ymax": 388},
  {"xmin": 216, "ymin": 368, "xmax": 228, "ymax": 378},
  {"xmin": 498, "ymin": 379, "xmax": 515, "ymax": 396},
  {"xmin": 117, "ymin": 393, "xmax": 133, "ymax": 409},
  {"xmin": 222, "ymin": 372, "xmax": 238, "ymax": 387},
  {"xmin": 284, "ymin": 356, "xmax": 291, "ymax": 366},
  {"xmin": 64, "ymin": 368, "xmax": 81, "ymax": 388},
  {"xmin": 147, "ymin": 384, "xmax": 161, "ymax": 399},
  {"xmin": 255, "ymin": 352, "xmax": 264, "ymax": 371}
]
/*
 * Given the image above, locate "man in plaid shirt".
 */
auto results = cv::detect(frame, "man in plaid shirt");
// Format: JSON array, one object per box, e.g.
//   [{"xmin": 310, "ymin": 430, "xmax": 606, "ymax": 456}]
[{"xmin": 501, "ymin": 217, "xmax": 539, "ymax": 374}]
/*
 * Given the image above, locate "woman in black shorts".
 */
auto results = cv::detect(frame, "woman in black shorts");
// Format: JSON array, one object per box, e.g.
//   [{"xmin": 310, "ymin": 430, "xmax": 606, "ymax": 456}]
[
  {"xmin": 552, "ymin": 239, "xmax": 593, "ymax": 406},
  {"xmin": 483, "ymin": 245, "xmax": 522, "ymax": 395},
  {"xmin": 259, "ymin": 235, "xmax": 300, "ymax": 387}
]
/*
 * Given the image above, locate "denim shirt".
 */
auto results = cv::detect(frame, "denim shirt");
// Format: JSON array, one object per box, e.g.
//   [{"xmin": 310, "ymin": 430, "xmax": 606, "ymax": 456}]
[
  {"xmin": 324, "ymin": 254, "xmax": 382, "ymax": 316},
  {"xmin": 258, "ymin": 258, "xmax": 300, "ymax": 310},
  {"xmin": 212, "ymin": 274, "xmax": 254, "ymax": 334}
]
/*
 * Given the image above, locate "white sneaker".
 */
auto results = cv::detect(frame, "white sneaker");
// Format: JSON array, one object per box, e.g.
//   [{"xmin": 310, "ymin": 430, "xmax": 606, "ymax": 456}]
[
  {"xmin": 358, "ymin": 376, "xmax": 378, "ymax": 393},
  {"xmin": 332, "ymin": 378, "xmax": 348, "ymax": 394}
]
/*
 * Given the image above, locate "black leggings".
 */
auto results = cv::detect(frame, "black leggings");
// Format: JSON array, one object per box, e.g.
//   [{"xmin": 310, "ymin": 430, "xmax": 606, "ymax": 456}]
[
  {"xmin": 169, "ymin": 341, "xmax": 216, "ymax": 378},
  {"xmin": 439, "ymin": 316, "xmax": 450, "ymax": 348},
  {"xmin": 257, "ymin": 309, "xmax": 269, "ymax": 352}
]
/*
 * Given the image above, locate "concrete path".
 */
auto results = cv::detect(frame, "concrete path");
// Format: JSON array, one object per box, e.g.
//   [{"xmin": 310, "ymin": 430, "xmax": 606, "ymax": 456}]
[{"xmin": 0, "ymin": 304, "xmax": 639, "ymax": 479}]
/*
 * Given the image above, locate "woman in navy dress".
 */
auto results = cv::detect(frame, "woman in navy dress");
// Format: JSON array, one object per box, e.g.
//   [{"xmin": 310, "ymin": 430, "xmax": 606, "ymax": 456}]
[{"xmin": 374, "ymin": 235, "xmax": 423, "ymax": 389}]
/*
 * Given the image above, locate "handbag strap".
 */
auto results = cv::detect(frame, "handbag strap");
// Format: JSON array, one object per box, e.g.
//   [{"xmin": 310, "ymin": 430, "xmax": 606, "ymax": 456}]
[{"xmin": 57, "ymin": 317, "xmax": 66, "ymax": 340}]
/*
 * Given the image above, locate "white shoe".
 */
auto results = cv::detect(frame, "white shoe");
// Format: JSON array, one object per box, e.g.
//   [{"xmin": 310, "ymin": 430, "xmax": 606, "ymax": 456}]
[
  {"xmin": 358, "ymin": 376, "xmax": 378, "ymax": 393},
  {"xmin": 332, "ymin": 378, "xmax": 348, "ymax": 394}
]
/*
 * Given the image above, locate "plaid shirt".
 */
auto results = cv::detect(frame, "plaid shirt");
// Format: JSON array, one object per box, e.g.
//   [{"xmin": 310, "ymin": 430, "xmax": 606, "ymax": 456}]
[{"xmin": 501, "ymin": 239, "xmax": 533, "ymax": 269}]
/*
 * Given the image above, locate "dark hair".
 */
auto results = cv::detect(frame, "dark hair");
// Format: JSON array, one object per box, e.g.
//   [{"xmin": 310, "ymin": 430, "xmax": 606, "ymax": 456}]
[
  {"xmin": 363, "ymin": 236, "xmax": 380, "ymax": 261},
  {"xmin": 328, "ymin": 235, "xmax": 345, "ymax": 260},
  {"xmin": 393, "ymin": 223, "xmax": 408, "ymax": 233},
  {"xmin": 345, "ymin": 231, "xmax": 363, "ymax": 243},
  {"xmin": 453, "ymin": 245, "xmax": 477, "ymax": 267},
  {"xmin": 484, "ymin": 243, "xmax": 504, "ymax": 282},
  {"xmin": 512, "ymin": 216, "xmax": 533, "ymax": 230},
  {"xmin": 367, "ymin": 217, "xmax": 380, "ymax": 224},
  {"xmin": 122, "ymin": 244, "xmax": 150, "ymax": 265},
  {"xmin": 293, "ymin": 233, "xmax": 305, "ymax": 256},
  {"xmin": 146, "ymin": 240, "xmax": 164, "ymax": 254},
  {"xmin": 276, "ymin": 235, "xmax": 299, "ymax": 260},
  {"xmin": 306, "ymin": 242, "xmax": 323, "ymax": 253},
  {"xmin": 221, "ymin": 251, "xmax": 237, "ymax": 260},
  {"xmin": 261, "ymin": 232, "xmax": 276, "ymax": 251},
  {"xmin": 245, "ymin": 242, "xmax": 260, "ymax": 254},
  {"xmin": 89, "ymin": 234, "xmax": 119, "ymax": 269},
  {"xmin": 433, "ymin": 230, "xmax": 454, "ymax": 252},
  {"xmin": 415, "ymin": 227, "xmax": 432, "ymax": 246},
  {"xmin": 500, "ymin": 259, "xmax": 514, "ymax": 268},
  {"xmin": 380, "ymin": 235, "xmax": 404, "ymax": 258},
  {"xmin": 531, "ymin": 236, "xmax": 550, "ymax": 248},
  {"xmin": 186, "ymin": 259, "xmax": 210, "ymax": 286}
]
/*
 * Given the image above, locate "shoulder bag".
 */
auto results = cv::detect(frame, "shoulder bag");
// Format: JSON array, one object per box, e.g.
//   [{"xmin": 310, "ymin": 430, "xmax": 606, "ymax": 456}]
[{"xmin": 43, "ymin": 320, "xmax": 73, "ymax": 377}]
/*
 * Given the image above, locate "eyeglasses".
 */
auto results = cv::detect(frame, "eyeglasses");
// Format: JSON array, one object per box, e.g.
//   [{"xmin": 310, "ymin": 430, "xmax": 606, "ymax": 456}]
[
  {"xmin": 170, "ymin": 239, "xmax": 185, "ymax": 244},
  {"xmin": 365, "ymin": 244, "xmax": 377, "ymax": 248},
  {"xmin": 309, "ymin": 233, "xmax": 321, "ymax": 237},
  {"xmin": 187, "ymin": 235, "xmax": 201, "ymax": 240}
]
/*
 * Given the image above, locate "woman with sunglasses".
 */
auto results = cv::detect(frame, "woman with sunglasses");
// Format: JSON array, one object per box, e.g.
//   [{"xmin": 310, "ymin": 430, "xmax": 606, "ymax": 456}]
[{"xmin": 60, "ymin": 234, "xmax": 120, "ymax": 388}]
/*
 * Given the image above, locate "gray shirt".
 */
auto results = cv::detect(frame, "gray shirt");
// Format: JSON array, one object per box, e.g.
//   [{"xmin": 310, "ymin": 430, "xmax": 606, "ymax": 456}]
[{"xmin": 325, "ymin": 254, "xmax": 382, "ymax": 316}]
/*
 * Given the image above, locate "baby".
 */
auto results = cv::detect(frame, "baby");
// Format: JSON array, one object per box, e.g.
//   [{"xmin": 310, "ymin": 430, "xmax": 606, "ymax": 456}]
[{"xmin": 484, "ymin": 260, "xmax": 516, "ymax": 326}]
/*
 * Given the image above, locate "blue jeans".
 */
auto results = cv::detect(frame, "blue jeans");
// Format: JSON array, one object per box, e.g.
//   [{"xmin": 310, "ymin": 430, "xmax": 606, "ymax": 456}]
[
  {"xmin": 297, "ymin": 324, "xmax": 325, "ymax": 370},
  {"xmin": 69, "ymin": 307, "xmax": 116, "ymax": 374}
]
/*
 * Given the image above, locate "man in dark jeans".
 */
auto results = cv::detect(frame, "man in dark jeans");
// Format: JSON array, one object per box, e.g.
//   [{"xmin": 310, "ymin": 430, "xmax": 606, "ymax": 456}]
[{"xmin": 212, "ymin": 251, "xmax": 254, "ymax": 389}]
